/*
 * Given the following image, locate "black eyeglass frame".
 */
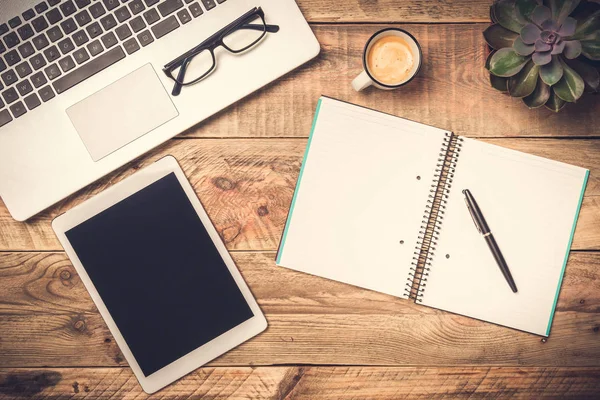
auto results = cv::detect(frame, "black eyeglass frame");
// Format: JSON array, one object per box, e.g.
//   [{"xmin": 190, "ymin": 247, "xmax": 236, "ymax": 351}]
[{"xmin": 163, "ymin": 7, "xmax": 279, "ymax": 94}]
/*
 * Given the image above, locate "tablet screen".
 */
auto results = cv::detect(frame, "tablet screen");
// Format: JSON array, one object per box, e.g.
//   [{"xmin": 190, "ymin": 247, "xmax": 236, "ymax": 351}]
[{"xmin": 65, "ymin": 173, "xmax": 254, "ymax": 376}]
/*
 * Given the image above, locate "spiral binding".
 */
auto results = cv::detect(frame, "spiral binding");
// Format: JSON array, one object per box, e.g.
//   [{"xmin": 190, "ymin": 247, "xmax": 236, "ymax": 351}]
[{"xmin": 404, "ymin": 133, "xmax": 463, "ymax": 302}]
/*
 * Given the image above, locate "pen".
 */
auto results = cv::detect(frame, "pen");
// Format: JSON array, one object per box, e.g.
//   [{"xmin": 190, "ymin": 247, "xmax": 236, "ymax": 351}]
[{"xmin": 463, "ymin": 189, "xmax": 518, "ymax": 293}]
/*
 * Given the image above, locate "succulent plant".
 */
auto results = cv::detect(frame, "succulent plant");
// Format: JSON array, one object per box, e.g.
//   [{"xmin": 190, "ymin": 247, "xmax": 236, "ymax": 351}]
[{"xmin": 484, "ymin": 0, "xmax": 600, "ymax": 111}]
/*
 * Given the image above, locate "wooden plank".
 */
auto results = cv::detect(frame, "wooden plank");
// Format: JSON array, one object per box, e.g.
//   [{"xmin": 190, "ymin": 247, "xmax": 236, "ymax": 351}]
[
  {"xmin": 0, "ymin": 138, "xmax": 598, "ymax": 252},
  {"xmin": 182, "ymin": 25, "xmax": 600, "ymax": 139},
  {"xmin": 1, "ymin": 252, "xmax": 598, "ymax": 367},
  {"xmin": 2, "ymin": 367, "xmax": 600, "ymax": 399},
  {"xmin": 298, "ymin": 0, "xmax": 493, "ymax": 23}
]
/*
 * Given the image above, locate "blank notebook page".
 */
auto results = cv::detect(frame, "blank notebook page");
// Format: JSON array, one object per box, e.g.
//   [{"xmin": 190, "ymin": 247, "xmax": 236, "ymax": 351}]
[
  {"xmin": 421, "ymin": 138, "xmax": 588, "ymax": 336},
  {"xmin": 277, "ymin": 97, "xmax": 449, "ymax": 298}
]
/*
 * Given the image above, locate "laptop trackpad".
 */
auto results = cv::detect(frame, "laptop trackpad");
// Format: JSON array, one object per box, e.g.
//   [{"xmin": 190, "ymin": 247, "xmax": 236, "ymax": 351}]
[{"xmin": 66, "ymin": 64, "xmax": 179, "ymax": 162}]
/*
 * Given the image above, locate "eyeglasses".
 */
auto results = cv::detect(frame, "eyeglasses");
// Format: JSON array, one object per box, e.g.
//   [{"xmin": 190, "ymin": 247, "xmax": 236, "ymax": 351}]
[{"xmin": 163, "ymin": 7, "xmax": 279, "ymax": 96}]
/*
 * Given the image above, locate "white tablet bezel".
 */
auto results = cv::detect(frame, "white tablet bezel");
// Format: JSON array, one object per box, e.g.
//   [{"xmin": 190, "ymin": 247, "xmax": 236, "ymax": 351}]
[{"xmin": 52, "ymin": 156, "xmax": 267, "ymax": 394}]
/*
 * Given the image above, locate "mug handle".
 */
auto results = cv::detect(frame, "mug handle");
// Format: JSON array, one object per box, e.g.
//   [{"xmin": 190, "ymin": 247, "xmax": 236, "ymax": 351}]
[{"xmin": 352, "ymin": 71, "xmax": 373, "ymax": 92}]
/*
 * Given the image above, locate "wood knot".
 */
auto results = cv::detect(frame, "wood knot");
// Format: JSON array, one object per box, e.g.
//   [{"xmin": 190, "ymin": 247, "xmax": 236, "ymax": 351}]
[
  {"xmin": 593, "ymin": 326, "xmax": 599, "ymax": 333},
  {"xmin": 72, "ymin": 382, "xmax": 79, "ymax": 394},
  {"xmin": 257, "ymin": 205, "xmax": 269, "ymax": 216},
  {"xmin": 221, "ymin": 225, "xmax": 241, "ymax": 243},
  {"xmin": 60, "ymin": 270, "xmax": 72, "ymax": 280},
  {"xmin": 213, "ymin": 177, "xmax": 236, "ymax": 191},
  {"xmin": 73, "ymin": 320, "xmax": 86, "ymax": 332},
  {"xmin": 580, "ymin": 299, "xmax": 585, "ymax": 304}
]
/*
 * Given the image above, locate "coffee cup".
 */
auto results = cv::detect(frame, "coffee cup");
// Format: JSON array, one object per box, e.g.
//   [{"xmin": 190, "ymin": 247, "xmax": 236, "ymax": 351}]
[{"xmin": 352, "ymin": 28, "xmax": 422, "ymax": 91}]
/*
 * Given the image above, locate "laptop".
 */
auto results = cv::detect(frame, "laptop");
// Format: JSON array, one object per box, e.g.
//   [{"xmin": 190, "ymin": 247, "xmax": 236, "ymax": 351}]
[{"xmin": 0, "ymin": 0, "xmax": 319, "ymax": 221}]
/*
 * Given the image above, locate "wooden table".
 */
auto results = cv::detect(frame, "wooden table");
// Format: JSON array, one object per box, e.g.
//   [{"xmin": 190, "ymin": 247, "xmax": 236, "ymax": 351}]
[{"xmin": 2, "ymin": 1, "xmax": 600, "ymax": 398}]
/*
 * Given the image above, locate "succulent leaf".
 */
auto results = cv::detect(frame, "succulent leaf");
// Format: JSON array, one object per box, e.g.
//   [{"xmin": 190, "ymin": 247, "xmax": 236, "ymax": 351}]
[
  {"xmin": 552, "ymin": 40, "xmax": 567, "ymax": 53},
  {"xmin": 542, "ymin": 20, "xmax": 561, "ymax": 31},
  {"xmin": 535, "ymin": 39, "xmax": 553, "ymax": 51},
  {"xmin": 516, "ymin": 0, "xmax": 542, "ymax": 21},
  {"xmin": 491, "ymin": 5, "xmax": 499, "ymax": 23},
  {"xmin": 540, "ymin": 55, "xmax": 564, "ymax": 84},
  {"xmin": 571, "ymin": 10, "xmax": 600, "ymax": 40},
  {"xmin": 488, "ymin": 48, "xmax": 531, "ymax": 76},
  {"xmin": 564, "ymin": 40, "xmax": 583, "ymax": 58},
  {"xmin": 491, "ymin": 74, "xmax": 510, "ymax": 91},
  {"xmin": 553, "ymin": 57, "xmax": 585, "ymax": 101},
  {"xmin": 495, "ymin": 0, "xmax": 527, "ymax": 33},
  {"xmin": 521, "ymin": 23, "xmax": 542, "ymax": 43},
  {"xmin": 548, "ymin": 0, "xmax": 581, "ymax": 25},
  {"xmin": 545, "ymin": 90, "xmax": 568, "ymax": 111},
  {"xmin": 531, "ymin": 5, "xmax": 552, "ymax": 24},
  {"xmin": 514, "ymin": 36, "xmax": 537, "ymax": 54},
  {"xmin": 567, "ymin": 57, "xmax": 600, "ymax": 91},
  {"xmin": 581, "ymin": 33, "xmax": 600, "ymax": 59},
  {"xmin": 557, "ymin": 17, "xmax": 578, "ymax": 37},
  {"xmin": 484, "ymin": 24, "xmax": 520, "ymax": 49},
  {"xmin": 509, "ymin": 59, "xmax": 541, "ymax": 96},
  {"xmin": 533, "ymin": 50, "xmax": 553, "ymax": 64},
  {"xmin": 523, "ymin": 78, "xmax": 552, "ymax": 107}
]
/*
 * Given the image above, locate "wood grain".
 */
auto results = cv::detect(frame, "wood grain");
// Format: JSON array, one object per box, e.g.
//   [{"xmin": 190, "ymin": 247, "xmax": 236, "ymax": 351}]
[
  {"xmin": 0, "ymin": 138, "xmax": 598, "ymax": 252},
  {"xmin": 1, "ymin": 251, "xmax": 598, "ymax": 368},
  {"xmin": 2, "ymin": 367, "xmax": 600, "ymax": 399},
  {"xmin": 181, "ymin": 25, "xmax": 600, "ymax": 140},
  {"xmin": 297, "ymin": 1, "xmax": 494, "ymax": 23}
]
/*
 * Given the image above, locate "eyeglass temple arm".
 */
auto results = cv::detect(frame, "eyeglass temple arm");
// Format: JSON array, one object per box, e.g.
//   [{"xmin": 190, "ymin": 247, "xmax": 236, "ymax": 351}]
[
  {"xmin": 241, "ymin": 23, "xmax": 280, "ymax": 33},
  {"xmin": 171, "ymin": 57, "xmax": 191, "ymax": 97}
]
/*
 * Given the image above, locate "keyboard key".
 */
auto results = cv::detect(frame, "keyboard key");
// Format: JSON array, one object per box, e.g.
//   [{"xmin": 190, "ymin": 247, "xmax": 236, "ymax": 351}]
[
  {"xmin": 189, "ymin": 2, "xmax": 203, "ymax": 17},
  {"xmin": 45, "ymin": 63, "xmax": 62, "ymax": 79},
  {"xmin": 87, "ymin": 40, "xmax": 104, "ymax": 56},
  {"xmin": 158, "ymin": 0, "xmax": 183, "ymax": 17},
  {"xmin": 59, "ymin": 55, "xmax": 75, "ymax": 72},
  {"xmin": 101, "ymin": 31, "xmax": 118, "ymax": 48},
  {"xmin": 31, "ymin": 71, "xmax": 48, "ymax": 87},
  {"xmin": 57, "ymin": 37, "xmax": 75, "ymax": 54},
  {"xmin": 0, "ymin": 59, "xmax": 6, "ymax": 73},
  {"xmin": 144, "ymin": 0, "xmax": 159, "ymax": 6},
  {"xmin": 184, "ymin": 0, "xmax": 193, "ymax": 3},
  {"xmin": 18, "ymin": 42, "xmax": 35, "ymax": 58},
  {"xmin": 36, "ymin": 2, "xmax": 50, "ymax": 13},
  {"xmin": 16, "ymin": 79, "xmax": 33, "ymax": 96},
  {"xmin": 115, "ymin": 6, "xmax": 132, "ymax": 22},
  {"xmin": 0, "ymin": 42, "xmax": 5, "ymax": 54},
  {"xmin": 75, "ymin": 0, "xmax": 91, "ymax": 8},
  {"xmin": 0, "ymin": 24, "xmax": 9, "ymax": 36},
  {"xmin": 137, "ymin": 29, "xmax": 153, "ymax": 46},
  {"xmin": 47, "ymin": 27, "xmax": 63, "ymax": 43},
  {"xmin": 129, "ymin": 0, "xmax": 145, "ymax": 15},
  {"xmin": 9, "ymin": 17, "xmax": 22, "ymax": 29},
  {"xmin": 123, "ymin": 37, "xmax": 139, "ymax": 54},
  {"xmin": 116, "ymin": 24, "xmax": 132, "ymax": 40},
  {"xmin": 60, "ymin": 1, "xmax": 77, "ymax": 16},
  {"xmin": 61, "ymin": 17, "xmax": 77, "ymax": 34},
  {"xmin": 49, "ymin": 0, "xmax": 61, "ymax": 6},
  {"xmin": 177, "ymin": 9, "xmax": 191, "ymax": 24},
  {"xmin": 89, "ymin": 2, "xmax": 107, "ymax": 18},
  {"xmin": 73, "ymin": 30, "xmax": 89, "ymax": 46},
  {"xmin": 143, "ymin": 8, "xmax": 160, "ymax": 25},
  {"xmin": 39, "ymin": 85, "xmax": 55, "ymax": 102},
  {"xmin": 32, "ymin": 16, "xmax": 49, "ymax": 33},
  {"xmin": 53, "ymin": 45, "xmax": 125, "ymax": 93},
  {"xmin": 74, "ymin": 10, "xmax": 92, "ymax": 26},
  {"xmin": 86, "ymin": 22, "xmax": 103, "ymax": 39},
  {"xmin": 1, "ymin": 69, "xmax": 18, "ymax": 86},
  {"xmin": 15, "ymin": 61, "xmax": 33, "ymax": 78},
  {"xmin": 2, "ymin": 87, "xmax": 19, "ymax": 103},
  {"xmin": 23, "ymin": 9, "xmax": 36, "ymax": 21},
  {"xmin": 151, "ymin": 15, "xmax": 179, "ymax": 39},
  {"xmin": 73, "ymin": 47, "xmax": 89, "ymax": 64},
  {"xmin": 5, "ymin": 50, "xmax": 21, "ymax": 67},
  {"xmin": 30, "ymin": 54, "xmax": 47, "ymax": 70},
  {"xmin": 201, "ymin": 0, "xmax": 216, "ymax": 11},
  {"xmin": 100, "ymin": 14, "xmax": 117, "ymax": 30},
  {"xmin": 44, "ymin": 45, "xmax": 61, "ymax": 61},
  {"xmin": 10, "ymin": 101, "xmax": 27, "ymax": 118},
  {"xmin": 4, "ymin": 32, "xmax": 20, "ymax": 49},
  {"xmin": 0, "ymin": 109, "xmax": 12, "ymax": 128},
  {"xmin": 46, "ymin": 8, "xmax": 63, "ymax": 24},
  {"xmin": 129, "ymin": 16, "xmax": 146, "ymax": 32},
  {"xmin": 32, "ymin": 34, "xmax": 50, "ymax": 50},
  {"xmin": 24, "ymin": 92, "xmax": 41, "ymax": 110},
  {"xmin": 103, "ymin": 0, "xmax": 120, "ymax": 11},
  {"xmin": 17, "ymin": 24, "xmax": 35, "ymax": 41}
]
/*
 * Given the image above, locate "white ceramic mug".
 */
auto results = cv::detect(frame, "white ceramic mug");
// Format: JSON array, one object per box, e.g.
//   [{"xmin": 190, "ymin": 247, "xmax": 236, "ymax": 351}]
[{"xmin": 352, "ymin": 28, "xmax": 423, "ymax": 92}]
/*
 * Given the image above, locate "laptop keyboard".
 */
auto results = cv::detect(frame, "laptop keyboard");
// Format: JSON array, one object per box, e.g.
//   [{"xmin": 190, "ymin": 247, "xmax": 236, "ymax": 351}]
[{"xmin": 0, "ymin": 0, "xmax": 227, "ymax": 129}]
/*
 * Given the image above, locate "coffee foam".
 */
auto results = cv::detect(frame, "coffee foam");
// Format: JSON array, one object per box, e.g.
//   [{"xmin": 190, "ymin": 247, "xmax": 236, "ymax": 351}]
[{"xmin": 367, "ymin": 36, "xmax": 415, "ymax": 85}]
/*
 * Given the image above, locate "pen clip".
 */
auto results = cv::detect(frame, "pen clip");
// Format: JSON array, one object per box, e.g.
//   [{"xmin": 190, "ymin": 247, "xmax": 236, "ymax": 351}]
[{"xmin": 465, "ymin": 197, "xmax": 483, "ymax": 234}]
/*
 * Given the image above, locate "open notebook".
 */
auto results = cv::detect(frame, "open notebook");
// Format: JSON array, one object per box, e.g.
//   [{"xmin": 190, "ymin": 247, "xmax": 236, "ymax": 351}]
[{"xmin": 276, "ymin": 96, "xmax": 589, "ymax": 336}]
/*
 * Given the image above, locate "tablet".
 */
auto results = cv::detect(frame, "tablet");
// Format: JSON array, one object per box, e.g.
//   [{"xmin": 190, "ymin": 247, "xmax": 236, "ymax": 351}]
[{"xmin": 52, "ymin": 156, "xmax": 267, "ymax": 393}]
